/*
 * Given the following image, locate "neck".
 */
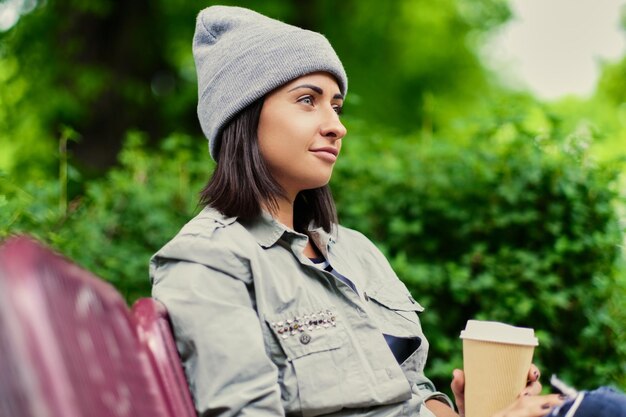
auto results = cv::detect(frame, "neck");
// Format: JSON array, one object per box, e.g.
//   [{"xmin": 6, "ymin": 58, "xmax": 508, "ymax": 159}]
[{"xmin": 265, "ymin": 195, "xmax": 296, "ymax": 230}]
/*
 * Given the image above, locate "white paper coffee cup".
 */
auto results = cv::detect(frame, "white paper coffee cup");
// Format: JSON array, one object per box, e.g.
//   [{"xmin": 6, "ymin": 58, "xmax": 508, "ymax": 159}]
[{"xmin": 461, "ymin": 320, "xmax": 538, "ymax": 417}]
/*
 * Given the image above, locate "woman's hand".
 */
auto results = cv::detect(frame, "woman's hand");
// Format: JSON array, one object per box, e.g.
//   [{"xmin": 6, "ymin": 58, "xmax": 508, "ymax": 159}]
[
  {"xmin": 522, "ymin": 364, "xmax": 543, "ymax": 396},
  {"xmin": 491, "ymin": 394, "xmax": 564, "ymax": 417},
  {"xmin": 451, "ymin": 369, "xmax": 466, "ymax": 416},
  {"xmin": 450, "ymin": 364, "xmax": 546, "ymax": 417},
  {"xmin": 491, "ymin": 365, "xmax": 564, "ymax": 416}
]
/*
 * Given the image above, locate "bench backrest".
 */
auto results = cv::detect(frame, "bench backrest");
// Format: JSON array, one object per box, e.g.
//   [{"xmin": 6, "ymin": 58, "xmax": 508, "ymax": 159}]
[
  {"xmin": 132, "ymin": 298, "xmax": 196, "ymax": 417},
  {"xmin": 0, "ymin": 236, "xmax": 195, "ymax": 417}
]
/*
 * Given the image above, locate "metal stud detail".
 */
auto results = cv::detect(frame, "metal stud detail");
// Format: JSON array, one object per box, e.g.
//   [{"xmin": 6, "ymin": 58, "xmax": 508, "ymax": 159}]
[{"xmin": 270, "ymin": 309, "xmax": 337, "ymax": 338}]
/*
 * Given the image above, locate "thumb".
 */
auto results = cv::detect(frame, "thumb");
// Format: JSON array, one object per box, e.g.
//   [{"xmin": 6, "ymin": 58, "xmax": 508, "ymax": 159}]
[
  {"xmin": 451, "ymin": 369, "xmax": 466, "ymax": 417},
  {"xmin": 451, "ymin": 369, "xmax": 465, "ymax": 390}
]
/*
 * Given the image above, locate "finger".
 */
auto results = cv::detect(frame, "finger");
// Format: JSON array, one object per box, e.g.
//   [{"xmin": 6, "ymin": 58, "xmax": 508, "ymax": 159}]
[
  {"xmin": 533, "ymin": 394, "xmax": 564, "ymax": 416},
  {"xmin": 527, "ymin": 364, "xmax": 541, "ymax": 383},
  {"xmin": 451, "ymin": 369, "xmax": 465, "ymax": 413},
  {"xmin": 496, "ymin": 394, "xmax": 564, "ymax": 417},
  {"xmin": 451, "ymin": 369, "xmax": 465, "ymax": 393},
  {"xmin": 521, "ymin": 380, "xmax": 543, "ymax": 397}
]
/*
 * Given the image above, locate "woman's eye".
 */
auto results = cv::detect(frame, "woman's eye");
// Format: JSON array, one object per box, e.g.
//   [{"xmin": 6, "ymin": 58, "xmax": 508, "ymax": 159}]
[
  {"xmin": 298, "ymin": 96, "xmax": 314, "ymax": 105},
  {"xmin": 333, "ymin": 105, "xmax": 343, "ymax": 115}
]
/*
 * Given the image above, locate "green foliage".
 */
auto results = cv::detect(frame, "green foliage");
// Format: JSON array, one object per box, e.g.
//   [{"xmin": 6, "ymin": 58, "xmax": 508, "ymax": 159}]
[
  {"xmin": 0, "ymin": 0, "xmax": 510, "ymax": 173},
  {"xmin": 1, "ymin": 132, "xmax": 212, "ymax": 300},
  {"xmin": 333, "ymin": 117, "xmax": 626, "ymax": 392},
  {"xmin": 596, "ymin": 56, "xmax": 626, "ymax": 107}
]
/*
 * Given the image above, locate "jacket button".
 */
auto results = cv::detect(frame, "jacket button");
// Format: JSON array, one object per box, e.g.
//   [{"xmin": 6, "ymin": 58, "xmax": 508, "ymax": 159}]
[{"xmin": 300, "ymin": 333, "xmax": 311, "ymax": 345}]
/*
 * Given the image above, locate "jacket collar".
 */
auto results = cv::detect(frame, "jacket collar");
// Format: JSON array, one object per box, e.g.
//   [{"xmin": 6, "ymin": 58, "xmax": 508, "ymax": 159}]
[
  {"xmin": 201, "ymin": 206, "xmax": 337, "ymax": 250},
  {"xmin": 242, "ymin": 210, "xmax": 293, "ymax": 248}
]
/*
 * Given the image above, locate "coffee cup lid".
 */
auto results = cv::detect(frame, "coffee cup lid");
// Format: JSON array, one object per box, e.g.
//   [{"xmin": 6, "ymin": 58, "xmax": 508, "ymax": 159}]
[{"xmin": 460, "ymin": 320, "xmax": 539, "ymax": 346}]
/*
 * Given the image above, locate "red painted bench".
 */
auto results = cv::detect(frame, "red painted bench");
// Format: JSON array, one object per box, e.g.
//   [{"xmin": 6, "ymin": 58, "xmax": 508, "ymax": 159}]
[{"xmin": 0, "ymin": 236, "xmax": 196, "ymax": 417}]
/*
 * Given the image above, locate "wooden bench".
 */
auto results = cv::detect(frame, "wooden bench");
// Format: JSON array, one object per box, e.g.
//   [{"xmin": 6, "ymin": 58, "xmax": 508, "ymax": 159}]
[{"xmin": 0, "ymin": 236, "xmax": 196, "ymax": 417}]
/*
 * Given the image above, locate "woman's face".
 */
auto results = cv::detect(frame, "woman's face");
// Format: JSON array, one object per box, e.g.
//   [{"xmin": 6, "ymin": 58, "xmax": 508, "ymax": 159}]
[{"xmin": 258, "ymin": 72, "xmax": 347, "ymax": 200}]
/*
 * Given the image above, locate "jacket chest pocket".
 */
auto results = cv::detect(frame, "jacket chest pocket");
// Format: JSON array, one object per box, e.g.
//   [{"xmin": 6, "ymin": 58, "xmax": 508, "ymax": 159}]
[
  {"xmin": 265, "ymin": 308, "xmax": 346, "ymax": 417},
  {"xmin": 366, "ymin": 283, "xmax": 425, "ymax": 338},
  {"xmin": 365, "ymin": 283, "xmax": 430, "ymax": 377}
]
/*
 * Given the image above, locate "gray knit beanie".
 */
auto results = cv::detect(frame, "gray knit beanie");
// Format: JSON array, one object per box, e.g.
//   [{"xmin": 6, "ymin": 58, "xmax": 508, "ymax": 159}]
[{"xmin": 193, "ymin": 6, "xmax": 348, "ymax": 160}]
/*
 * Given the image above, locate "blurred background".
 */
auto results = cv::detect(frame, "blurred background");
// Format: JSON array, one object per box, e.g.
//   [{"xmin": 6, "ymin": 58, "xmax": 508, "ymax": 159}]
[{"xmin": 1, "ymin": 0, "xmax": 625, "ymax": 396}]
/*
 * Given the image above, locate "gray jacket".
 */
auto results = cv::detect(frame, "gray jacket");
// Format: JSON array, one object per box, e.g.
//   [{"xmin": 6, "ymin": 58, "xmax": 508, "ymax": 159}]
[{"xmin": 150, "ymin": 207, "xmax": 452, "ymax": 417}]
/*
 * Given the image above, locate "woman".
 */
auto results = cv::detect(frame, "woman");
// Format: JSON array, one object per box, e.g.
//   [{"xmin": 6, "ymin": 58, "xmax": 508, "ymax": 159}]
[{"xmin": 150, "ymin": 6, "xmax": 622, "ymax": 417}]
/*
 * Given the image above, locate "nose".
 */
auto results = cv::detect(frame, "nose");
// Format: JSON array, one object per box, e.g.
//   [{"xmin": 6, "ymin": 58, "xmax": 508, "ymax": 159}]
[{"xmin": 320, "ymin": 109, "xmax": 347, "ymax": 140}]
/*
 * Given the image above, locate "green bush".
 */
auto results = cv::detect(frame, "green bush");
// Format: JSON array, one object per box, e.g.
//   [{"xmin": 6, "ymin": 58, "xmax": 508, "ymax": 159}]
[
  {"xmin": 1, "ymin": 132, "xmax": 212, "ymax": 301},
  {"xmin": 332, "ymin": 122, "xmax": 626, "ymax": 392}
]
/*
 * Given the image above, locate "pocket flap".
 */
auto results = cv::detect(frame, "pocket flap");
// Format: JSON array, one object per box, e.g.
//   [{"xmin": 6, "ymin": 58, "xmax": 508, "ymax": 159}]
[
  {"xmin": 368, "ymin": 284, "xmax": 424, "ymax": 313},
  {"xmin": 264, "ymin": 308, "xmax": 343, "ymax": 360}
]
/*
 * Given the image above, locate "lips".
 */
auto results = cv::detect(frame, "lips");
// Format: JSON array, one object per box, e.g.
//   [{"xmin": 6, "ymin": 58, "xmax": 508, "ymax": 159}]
[
  {"xmin": 310, "ymin": 146, "xmax": 338, "ymax": 156},
  {"xmin": 310, "ymin": 146, "xmax": 339, "ymax": 163}
]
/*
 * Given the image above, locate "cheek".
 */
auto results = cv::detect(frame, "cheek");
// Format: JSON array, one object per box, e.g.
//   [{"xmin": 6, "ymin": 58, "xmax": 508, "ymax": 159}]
[
  {"xmin": 258, "ymin": 130, "xmax": 294, "ymax": 172},
  {"xmin": 258, "ymin": 118, "xmax": 304, "ymax": 160},
  {"xmin": 258, "ymin": 116, "xmax": 279, "ymax": 156},
  {"xmin": 260, "ymin": 141, "xmax": 289, "ymax": 168}
]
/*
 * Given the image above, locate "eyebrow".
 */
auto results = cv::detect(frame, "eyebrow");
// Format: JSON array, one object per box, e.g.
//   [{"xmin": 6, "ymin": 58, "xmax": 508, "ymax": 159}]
[{"xmin": 287, "ymin": 84, "xmax": 344, "ymax": 100}]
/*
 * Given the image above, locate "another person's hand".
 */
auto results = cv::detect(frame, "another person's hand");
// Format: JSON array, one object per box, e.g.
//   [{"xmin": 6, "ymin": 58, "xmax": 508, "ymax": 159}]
[{"xmin": 450, "ymin": 364, "xmax": 546, "ymax": 417}]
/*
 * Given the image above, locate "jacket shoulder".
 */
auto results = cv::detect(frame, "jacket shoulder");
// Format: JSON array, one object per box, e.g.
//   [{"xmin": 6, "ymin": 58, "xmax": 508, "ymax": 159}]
[
  {"xmin": 333, "ymin": 224, "xmax": 406, "ymax": 289},
  {"xmin": 151, "ymin": 207, "xmax": 256, "ymax": 281},
  {"xmin": 335, "ymin": 224, "xmax": 380, "ymax": 253}
]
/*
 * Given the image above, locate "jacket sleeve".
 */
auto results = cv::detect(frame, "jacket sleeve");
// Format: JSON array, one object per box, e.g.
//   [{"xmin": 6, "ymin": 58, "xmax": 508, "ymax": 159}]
[
  {"xmin": 152, "ymin": 256, "xmax": 285, "ymax": 417},
  {"xmin": 413, "ymin": 376, "xmax": 455, "ymax": 410}
]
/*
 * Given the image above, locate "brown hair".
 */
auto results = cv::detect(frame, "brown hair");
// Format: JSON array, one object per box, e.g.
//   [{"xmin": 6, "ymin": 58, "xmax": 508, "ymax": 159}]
[{"xmin": 199, "ymin": 98, "xmax": 338, "ymax": 233}]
